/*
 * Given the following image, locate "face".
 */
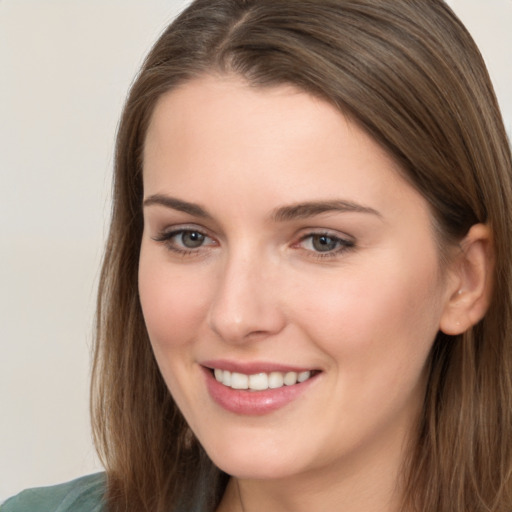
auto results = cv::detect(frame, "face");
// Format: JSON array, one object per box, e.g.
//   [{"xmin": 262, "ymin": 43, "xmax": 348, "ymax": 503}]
[{"xmin": 139, "ymin": 76, "xmax": 454, "ymax": 483}]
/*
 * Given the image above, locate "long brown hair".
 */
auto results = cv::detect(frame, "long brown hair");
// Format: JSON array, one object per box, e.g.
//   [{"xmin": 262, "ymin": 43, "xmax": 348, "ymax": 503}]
[{"xmin": 91, "ymin": 1, "xmax": 512, "ymax": 510}]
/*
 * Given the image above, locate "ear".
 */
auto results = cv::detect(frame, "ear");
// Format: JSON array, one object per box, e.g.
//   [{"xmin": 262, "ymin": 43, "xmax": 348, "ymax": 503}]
[{"xmin": 439, "ymin": 223, "xmax": 494, "ymax": 336}]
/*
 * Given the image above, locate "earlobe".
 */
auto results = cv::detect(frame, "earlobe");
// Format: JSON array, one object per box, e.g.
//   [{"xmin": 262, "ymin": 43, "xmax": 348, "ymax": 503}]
[{"xmin": 439, "ymin": 223, "xmax": 494, "ymax": 336}]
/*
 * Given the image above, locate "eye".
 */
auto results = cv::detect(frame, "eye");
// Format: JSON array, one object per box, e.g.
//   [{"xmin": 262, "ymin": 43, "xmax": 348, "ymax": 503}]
[
  {"xmin": 177, "ymin": 230, "xmax": 206, "ymax": 248},
  {"xmin": 310, "ymin": 234, "xmax": 340, "ymax": 252},
  {"xmin": 153, "ymin": 228, "xmax": 216, "ymax": 254},
  {"xmin": 298, "ymin": 232, "xmax": 354, "ymax": 256}
]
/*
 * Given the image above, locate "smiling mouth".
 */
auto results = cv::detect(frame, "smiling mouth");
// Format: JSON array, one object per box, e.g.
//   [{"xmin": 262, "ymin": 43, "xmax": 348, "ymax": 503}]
[{"xmin": 211, "ymin": 368, "xmax": 319, "ymax": 391}]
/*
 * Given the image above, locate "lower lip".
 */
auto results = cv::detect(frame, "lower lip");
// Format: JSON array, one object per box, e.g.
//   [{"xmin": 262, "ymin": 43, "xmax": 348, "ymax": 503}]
[{"xmin": 202, "ymin": 367, "xmax": 319, "ymax": 415}]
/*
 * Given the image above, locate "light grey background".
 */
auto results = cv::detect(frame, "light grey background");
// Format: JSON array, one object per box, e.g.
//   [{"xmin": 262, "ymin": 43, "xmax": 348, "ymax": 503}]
[{"xmin": 1, "ymin": 0, "xmax": 511, "ymax": 502}]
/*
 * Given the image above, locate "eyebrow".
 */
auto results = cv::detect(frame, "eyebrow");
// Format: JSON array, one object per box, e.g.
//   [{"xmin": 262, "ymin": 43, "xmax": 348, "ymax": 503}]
[
  {"xmin": 143, "ymin": 194, "xmax": 212, "ymax": 219},
  {"xmin": 271, "ymin": 200, "xmax": 382, "ymax": 222},
  {"xmin": 143, "ymin": 194, "xmax": 381, "ymax": 221}
]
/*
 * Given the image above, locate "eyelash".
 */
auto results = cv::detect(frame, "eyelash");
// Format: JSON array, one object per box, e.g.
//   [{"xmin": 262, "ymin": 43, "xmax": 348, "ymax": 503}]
[
  {"xmin": 295, "ymin": 232, "xmax": 355, "ymax": 260},
  {"xmin": 152, "ymin": 228, "xmax": 355, "ymax": 260},
  {"xmin": 152, "ymin": 228, "xmax": 216, "ymax": 257}
]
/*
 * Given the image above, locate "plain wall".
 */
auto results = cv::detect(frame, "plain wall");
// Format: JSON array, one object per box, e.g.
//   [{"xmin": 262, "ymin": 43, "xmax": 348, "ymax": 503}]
[
  {"xmin": 1, "ymin": 0, "xmax": 510, "ymax": 502},
  {"xmin": 0, "ymin": 0, "xmax": 189, "ymax": 501}
]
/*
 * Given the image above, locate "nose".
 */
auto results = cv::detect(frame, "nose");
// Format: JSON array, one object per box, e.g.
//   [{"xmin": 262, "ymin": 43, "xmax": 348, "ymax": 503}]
[{"xmin": 207, "ymin": 250, "xmax": 287, "ymax": 344}]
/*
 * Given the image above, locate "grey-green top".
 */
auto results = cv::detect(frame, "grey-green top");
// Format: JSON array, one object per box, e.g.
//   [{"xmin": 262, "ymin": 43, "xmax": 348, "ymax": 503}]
[{"xmin": 1, "ymin": 473, "xmax": 106, "ymax": 512}]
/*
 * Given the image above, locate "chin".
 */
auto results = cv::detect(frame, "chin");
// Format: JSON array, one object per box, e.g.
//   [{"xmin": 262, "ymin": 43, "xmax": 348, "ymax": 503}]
[
  {"xmin": 201, "ymin": 435, "xmax": 312, "ymax": 481},
  {"xmin": 212, "ymin": 456, "xmax": 299, "ymax": 481}
]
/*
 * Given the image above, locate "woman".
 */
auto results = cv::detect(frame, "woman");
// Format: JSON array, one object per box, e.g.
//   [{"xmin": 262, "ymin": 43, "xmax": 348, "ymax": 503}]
[{"xmin": 3, "ymin": 0, "xmax": 511, "ymax": 511}]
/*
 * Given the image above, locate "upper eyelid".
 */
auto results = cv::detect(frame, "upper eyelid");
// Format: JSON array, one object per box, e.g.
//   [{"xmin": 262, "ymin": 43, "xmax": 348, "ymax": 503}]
[
  {"xmin": 151, "ymin": 226, "xmax": 215, "ymax": 247},
  {"xmin": 296, "ymin": 227, "xmax": 355, "ymax": 242},
  {"xmin": 296, "ymin": 233, "xmax": 354, "ymax": 247},
  {"xmin": 153, "ymin": 224, "xmax": 213, "ymax": 237}
]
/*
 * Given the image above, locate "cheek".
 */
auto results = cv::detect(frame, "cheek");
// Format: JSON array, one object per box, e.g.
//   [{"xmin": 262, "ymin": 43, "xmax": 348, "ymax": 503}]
[
  {"xmin": 292, "ymin": 253, "xmax": 444, "ymax": 378},
  {"xmin": 138, "ymin": 246, "xmax": 210, "ymax": 352},
  {"xmin": 138, "ymin": 246, "xmax": 214, "ymax": 420},
  {"xmin": 290, "ymin": 260, "xmax": 444, "ymax": 444}
]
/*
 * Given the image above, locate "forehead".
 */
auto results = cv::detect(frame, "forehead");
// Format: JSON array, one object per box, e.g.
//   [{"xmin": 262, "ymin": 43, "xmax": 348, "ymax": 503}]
[
  {"xmin": 144, "ymin": 75, "xmax": 346, "ymax": 163},
  {"xmin": 142, "ymin": 75, "xmax": 428, "ymax": 224}
]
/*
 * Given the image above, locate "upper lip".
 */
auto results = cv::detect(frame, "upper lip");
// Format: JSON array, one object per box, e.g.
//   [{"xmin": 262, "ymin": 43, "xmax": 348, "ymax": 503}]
[{"xmin": 201, "ymin": 359, "xmax": 318, "ymax": 375}]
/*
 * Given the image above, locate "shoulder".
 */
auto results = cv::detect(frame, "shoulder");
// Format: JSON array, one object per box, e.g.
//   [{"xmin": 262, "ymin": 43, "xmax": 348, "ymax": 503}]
[{"xmin": 1, "ymin": 473, "xmax": 106, "ymax": 512}]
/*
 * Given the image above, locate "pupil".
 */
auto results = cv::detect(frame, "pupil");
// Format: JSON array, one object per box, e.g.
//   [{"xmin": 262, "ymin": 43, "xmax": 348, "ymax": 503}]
[
  {"xmin": 182, "ymin": 231, "xmax": 205, "ymax": 248},
  {"xmin": 313, "ymin": 235, "xmax": 337, "ymax": 252}
]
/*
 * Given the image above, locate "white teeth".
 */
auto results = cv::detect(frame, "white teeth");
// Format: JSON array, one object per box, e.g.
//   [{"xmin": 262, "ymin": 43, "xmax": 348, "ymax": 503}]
[
  {"xmin": 222, "ymin": 370, "xmax": 232, "ymax": 387},
  {"xmin": 249, "ymin": 373, "xmax": 268, "ymax": 391},
  {"xmin": 298, "ymin": 371, "xmax": 311, "ymax": 383},
  {"xmin": 230, "ymin": 372, "xmax": 249, "ymax": 390},
  {"xmin": 284, "ymin": 371, "xmax": 298, "ymax": 386},
  {"xmin": 213, "ymin": 369, "xmax": 313, "ymax": 391},
  {"xmin": 268, "ymin": 371, "xmax": 284, "ymax": 389}
]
